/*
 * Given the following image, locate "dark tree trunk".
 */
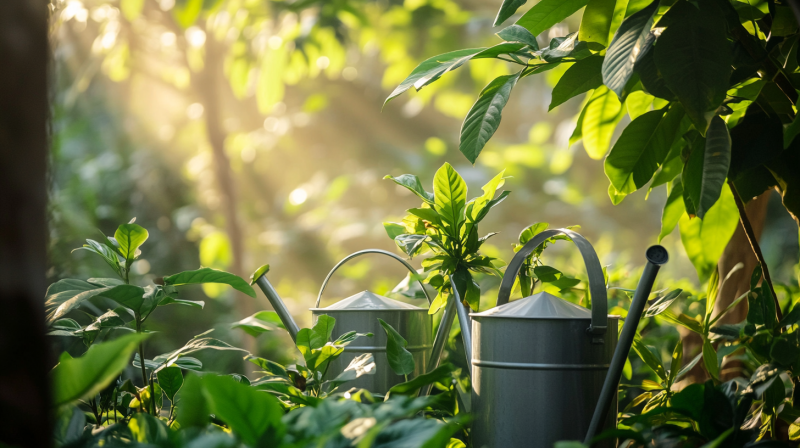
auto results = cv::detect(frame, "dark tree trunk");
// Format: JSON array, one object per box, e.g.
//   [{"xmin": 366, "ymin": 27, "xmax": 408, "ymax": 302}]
[{"xmin": 0, "ymin": 0, "xmax": 52, "ymax": 447}]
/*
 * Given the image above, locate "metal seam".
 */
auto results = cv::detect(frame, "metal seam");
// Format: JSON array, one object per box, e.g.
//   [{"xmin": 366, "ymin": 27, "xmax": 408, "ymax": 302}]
[{"xmin": 471, "ymin": 360, "xmax": 610, "ymax": 370}]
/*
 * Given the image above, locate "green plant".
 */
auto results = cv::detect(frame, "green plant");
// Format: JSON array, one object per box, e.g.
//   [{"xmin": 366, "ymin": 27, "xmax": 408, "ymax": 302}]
[
  {"xmin": 383, "ymin": 162, "xmax": 509, "ymax": 312},
  {"xmin": 49, "ymin": 221, "xmax": 466, "ymax": 447}
]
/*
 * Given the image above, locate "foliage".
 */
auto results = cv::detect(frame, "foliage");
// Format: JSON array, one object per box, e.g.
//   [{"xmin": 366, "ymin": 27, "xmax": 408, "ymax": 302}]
[
  {"xmin": 383, "ymin": 162, "xmax": 509, "ymax": 312},
  {"xmin": 49, "ymin": 222, "xmax": 465, "ymax": 447},
  {"xmin": 390, "ymin": 0, "xmax": 800, "ymax": 286}
]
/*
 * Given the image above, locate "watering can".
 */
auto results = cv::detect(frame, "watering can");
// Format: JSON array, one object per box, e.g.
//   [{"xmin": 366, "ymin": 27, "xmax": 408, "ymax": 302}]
[
  {"xmin": 450, "ymin": 228, "xmax": 668, "ymax": 448},
  {"xmin": 253, "ymin": 249, "xmax": 457, "ymax": 394}
]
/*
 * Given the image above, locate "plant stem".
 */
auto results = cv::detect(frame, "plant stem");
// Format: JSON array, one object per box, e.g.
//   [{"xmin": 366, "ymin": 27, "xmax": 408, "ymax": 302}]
[
  {"xmin": 134, "ymin": 316, "xmax": 155, "ymax": 414},
  {"xmin": 728, "ymin": 181, "xmax": 783, "ymax": 322}
]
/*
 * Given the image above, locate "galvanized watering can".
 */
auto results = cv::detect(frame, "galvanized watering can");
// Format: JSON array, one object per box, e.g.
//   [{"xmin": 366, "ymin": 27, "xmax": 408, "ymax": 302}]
[
  {"xmin": 449, "ymin": 228, "xmax": 668, "ymax": 448},
  {"xmin": 253, "ymin": 249, "xmax": 454, "ymax": 394}
]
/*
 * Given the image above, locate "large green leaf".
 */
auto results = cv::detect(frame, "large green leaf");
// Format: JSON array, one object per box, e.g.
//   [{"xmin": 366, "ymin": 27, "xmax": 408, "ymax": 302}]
[
  {"xmin": 45, "ymin": 279, "xmax": 101, "ymax": 323},
  {"xmin": 433, "ymin": 163, "xmax": 467, "ymax": 232},
  {"xmin": 384, "ymin": 49, "xmax": 484, "ymax": 105},
  {"xmin": 654, "ymin": 1, "xmax": 733, "ymax": 133},
  {"xmin": 114, "ymin": 223, "xmax": 148, "ymax": 264},
  {"xmin": 602, "ymin": 0, "xmax": 658, "ymax": 97},
  {"xmin": 549, "ymin": 56, "xmax": 604, "ymax": 111},
  {"xmin": 52, "ymin": 332, "xmax": 150, "ymax": 406},
  {"xmin": 578, "ymin": 0, "xmax": 618, "ymax": 47},
  {"xmin": 684, "ymin": 116, "xmax": 732, "ymax": 218},
  {"xmin": 516, "ymin": 0, "xmax": 589, "ymax": 37},
  {"xmin": 383, "ymin": 174, "xmax": 435, "ymax": 204},
  {"xmin": 459, "ymin": 72, "xmax": 521, "ymax": 163},
  {"xmin": 679, "ymin": 184, "xmax": 739, "ymax": 281},
  {"xmin": 312, "ymin": 314, "xmax": 336, "ymax": 343},
  {"xmin": 296, "ymin": 328, "xmax": 326, "ymax": 365},
  {"xmin": 496, "ymin": 25, "xmax": 539, "ymax": 50},
  {"xmin": 101, "ymin": 284, "xmax": 147, "ymax": 313},
  {"xmin": 157, "ymin": 366, "xmax": 184, "ymax": 402},
  {"xmin": 659, "ymin": 181, "xmax": 686, "ymax": 242},
  {"xmin": 378, "ymin": 319, "xmax": 415, "ymax": 376},
  {"xmin": 605, "ymin": 103, "xmax": 684, "ymax": 195},
  {"xmin": 494, "ymin": 0, "xmax": 528, "ymax": 26},
  {"xmin": 387, "ymin": 364, "xmax": 456, "ymax": 396},
  {"xmin": 202, "ymin": 375, "xmax": 285, "ymax": 446},
  {"xmin": 73, "ymin": 239, "xmax": 122, "ymax": 276},
  {"xmin": 163, "ymin": 267, "xmax": 256, "ymax": 298},
  {"xmin": 232, "ymin": 311, "xmax": 285, "ymax": 337},
  {"xmin": 582, "ymin": 85, "xmax": 624, "ymax": 159}
]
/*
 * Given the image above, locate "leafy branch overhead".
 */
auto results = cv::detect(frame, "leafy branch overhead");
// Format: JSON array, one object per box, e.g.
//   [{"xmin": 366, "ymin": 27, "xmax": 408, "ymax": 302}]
[{"xmin": 388, "ymin": 0, "xmax": 800, "ymax": 283}]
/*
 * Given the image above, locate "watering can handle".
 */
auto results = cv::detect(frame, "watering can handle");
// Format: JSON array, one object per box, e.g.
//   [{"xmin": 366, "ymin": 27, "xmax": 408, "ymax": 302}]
[
  {"xmin": 315, "ymin": 249, "xmax": 432, "ymax": 308},
  {"xmin": 497, "ymin": 229, "xmax": 608, "ymax": 335}
]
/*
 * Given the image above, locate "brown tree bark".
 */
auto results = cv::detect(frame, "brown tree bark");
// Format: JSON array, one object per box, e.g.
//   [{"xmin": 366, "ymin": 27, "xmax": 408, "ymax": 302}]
[
  {"xmin": 0, "ymin": 0, "xmax": 52, "ymax": 446},
  {"xmin": 196, "ymin": 32, "xmax": 257, "ymax": 363}
]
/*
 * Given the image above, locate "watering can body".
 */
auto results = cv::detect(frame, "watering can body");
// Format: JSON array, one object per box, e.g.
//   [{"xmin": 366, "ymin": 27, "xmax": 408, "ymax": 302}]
[
  {"xmin": 255, "ymin": 249, "xmax": 438, "ymax": 395},
  {"xmin": 311, "ymin": 291, "xmax": 432, "ymax": 393},
  {"xmin": 470, "ymin": 295, "xmax": 619, "ymax": 448}
]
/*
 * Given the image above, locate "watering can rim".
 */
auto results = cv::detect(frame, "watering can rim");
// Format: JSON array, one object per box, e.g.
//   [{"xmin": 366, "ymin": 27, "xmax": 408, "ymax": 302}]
[{"xmin": 311, "ymin": 289, "xmax": 428, "ymax": 312}]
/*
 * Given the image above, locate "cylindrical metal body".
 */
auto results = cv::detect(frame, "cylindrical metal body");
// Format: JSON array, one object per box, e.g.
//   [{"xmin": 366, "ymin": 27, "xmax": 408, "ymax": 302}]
[
  {"xmin": 312, "ymin": 308, "xmax": 432, "ymax": 394},
  {"xmin": 470, "ymin": 315, "xmax": 620, "ymax": 448}
]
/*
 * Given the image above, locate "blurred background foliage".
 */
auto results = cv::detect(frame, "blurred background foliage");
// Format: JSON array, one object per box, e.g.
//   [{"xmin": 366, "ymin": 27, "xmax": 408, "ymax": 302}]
[{"xmin": 48, "ymin": 0, "xmax": 799, "ymax": 381}]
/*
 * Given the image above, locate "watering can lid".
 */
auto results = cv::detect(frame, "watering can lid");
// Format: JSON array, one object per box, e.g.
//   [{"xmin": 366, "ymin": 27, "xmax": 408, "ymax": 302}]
[
  {"xmin": 313, "ymin": 290, "xmax": 424, "ymax": 311},
  {"xmin": 472, "ymin": 291, "xmax": 592, "ymax": 319}
]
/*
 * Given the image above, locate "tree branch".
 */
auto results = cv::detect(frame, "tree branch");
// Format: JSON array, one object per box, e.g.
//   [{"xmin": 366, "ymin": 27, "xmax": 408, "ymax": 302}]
[{"xmin": 728, "ymin": 180, "xmax": 782, "ymax": 322}]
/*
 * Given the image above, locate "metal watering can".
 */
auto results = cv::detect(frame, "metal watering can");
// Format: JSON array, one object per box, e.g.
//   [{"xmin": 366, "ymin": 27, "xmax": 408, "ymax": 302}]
[
  {"xmin": 450, "ymin": 228, "xmax": 669, "ymax": 448},
  {"xmin": 253, "ymin": 249, "xmax": 456, "ymax": 394}
]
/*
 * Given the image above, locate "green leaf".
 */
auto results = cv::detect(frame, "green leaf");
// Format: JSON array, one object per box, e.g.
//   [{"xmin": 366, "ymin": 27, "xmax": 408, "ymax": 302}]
[
  {"xmin": 771, "ymin": 336, "xmax": 800, "ymax": 366},
  {"xmin": 327, "ymin": 353, "xmax": 377, "ymax": 389},
  {"xmin": 296, "ymin": 328, "xmax": 326, "ymax": 365},
  {"xmin": 52, "ymin": 332, "xmax": 150, "ymax": 406},
  {"xmin": 101, "ymin": 284, "xmax": 147, "ymax": 313},
  {"xmin": 605, "ymin": 106, "xmax": 678, "ymax": 195},
  {"xmin": 534, "ymin": 265, "xmax": 562, "ymax": 282},
  {"xmin": 578, "ymin": 0, "xmax": 618, "ymax": 47},
  {"xmin": 395, "ymin": 234, "xmax": 428, "ymax": 257},
  {"xmin": 659, "ymin": 181, "xmax": 686, "ymax": 242},
  {"xmin": 632, "ymin": 337, "xmax": 667, "ymax": 380},
  {"xmin": 128, "ymin": 412, "xmax": 169, "ymax": 443},
  {"xmin": 650, "ymin": 136, "xmax": 687, "ymax": 191},
  {"xmin": 496, "ymin": 25, "xmax": 539, "ymax": 50},
  {"xmin": 232, "ymin": 311, "xmax": 285, "ymax": 337},
  {"xmin": 157, "ymin": 366, "xmax": 184, "ymax": 402},
  {"xmin": 163, "ymin": 267, "xmax": 256, "ymax": 298},
  {"xmin": 249, "ymin": 264, "xmax": 270, "ymax": 285},
  {"xmin": 248, "ymin": 356, "xmax": 289, "ymax": 378},
  {"xmin": 494, "ymin": 0, "xmax": 528, "ymax": 26},
  {"xmin": 433, "ymin": 163, "xmax": 468, "ymax": 232},
  {"xmin": 312, "ymin": 315, "xmax": 336, "ymax": 343},
  {"xmin": 679, "ymin": 184, "xmax": 739, "ymax": 281},
  {"xmin": 408, "ymin": 208, "xmax": 442, "ymax": 225},
  {"xmin": 540, "ymin": 33, "xmax": 592, "ymax": 62},
  {"xmin": 645, "ymin": 289, "xmax": 683, "ymax": 317},
  {"xmin": 702, "ymin": 339, "xmax": 720, "ymax": 381},
  {"xmin": 333, "ymin": 331, "xmax": 373, "ymax": 346},
  {"xmin": 384, "ymin": 49, "xmax": 485, "ymax": 105},
  {"xmin": 45, "ymin": 279, "xmax": 102, "ymax": 323},
  {"xmin": 453, "ymin": 268, "xmax": 481, "ymax": 311},
  {"xmin": 516, "ymin": 0, "xmax": 589, "ymax": 37},
  {"xmin": 602, "ymin": 0, "xmax": 658, "ymax": 97},
  {"xmin": 201, "ymin": 375, "xmax": 285, "ymax": 446},
  {"xmin": 668, "ymin": 339, "xmax": 683, "ymax": 386},
  {"xmin": 157, "ymin": 333, "xmax": 247, "ymax": 369},
  {"xmin": 748, "ymin": 286, "xmax": 777, "ymax": 329},
  {"xmin": 549, "ymin": 56, "xmax": 604, "ymax": 111},
  {"xmin": 686, "ymin": 116, "xmax": 732, "ymax": 218},
  {"xmin": 383, "ymin": 174, "xmax": 435, "ymax": 204},
  {"xmin": 157, "ymin": 296, "xmax": 204, "ymax": 309},
  {"xmin": 383, "ymin": 222, "xmax": 407, "ymax": 240},
  {"xmin": 460, "ymin": 72, "xmax": 521, "ymax": 163},
  {"xmin": 378, "ymin": 319, "xmax": 415, "ymax": 376},
  {"xmin": 582, "ymin": 85, "xmax": 624, "ymax": 159},
  {"xmin": 388, "ymin": 364, "xmax": 456, "ymax": 396},
  {"xmin": 114, "ymin": 223, "xmax": 148, "ymax": 264},
  {"xmin": 654, "ymin": 1, "xmax": 733, "ymax": 133},
  {"xmin": 73, "ymin": 239, "xmax": 122, "ymax": 276}
]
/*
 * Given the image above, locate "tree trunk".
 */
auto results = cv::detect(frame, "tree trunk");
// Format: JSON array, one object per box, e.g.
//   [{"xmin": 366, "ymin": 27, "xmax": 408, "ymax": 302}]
[
  {"xmin": 0, "ymin": 0, "xmax": 52, "ymax": 446},
  {"xmin": 197, "ymin": 32, "xmax": 256, "ymax": 363}
]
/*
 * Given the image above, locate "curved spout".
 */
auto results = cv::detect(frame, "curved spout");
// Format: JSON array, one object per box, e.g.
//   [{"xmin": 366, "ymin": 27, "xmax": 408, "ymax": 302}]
[
  {"xmin": 254, "ymin": 274, "xmax": 300, "ymax": 342},
  {"xmin": 584, "ymin": 245, "xmax": 669, "ymax": 445}
]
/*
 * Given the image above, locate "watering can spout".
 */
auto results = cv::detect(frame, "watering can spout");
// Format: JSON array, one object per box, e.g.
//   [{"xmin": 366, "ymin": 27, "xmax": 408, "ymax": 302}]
[
  {"xmin": 253, "ymin": 272, "xmax": 301, "ymax": 342},
  {"xmin": 584, "ymin": 245, "xmax": 669, "ymax": 445}
]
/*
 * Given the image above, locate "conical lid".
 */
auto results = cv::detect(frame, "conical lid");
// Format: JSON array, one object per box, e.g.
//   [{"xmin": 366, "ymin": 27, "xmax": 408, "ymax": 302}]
[
  {"xmin": 472, "ymin": 291, "xmax": 591, "ymax": 319},
  {"xmin": 314, "ymin": 290, "xmax": 424, "ymax": 311}
]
